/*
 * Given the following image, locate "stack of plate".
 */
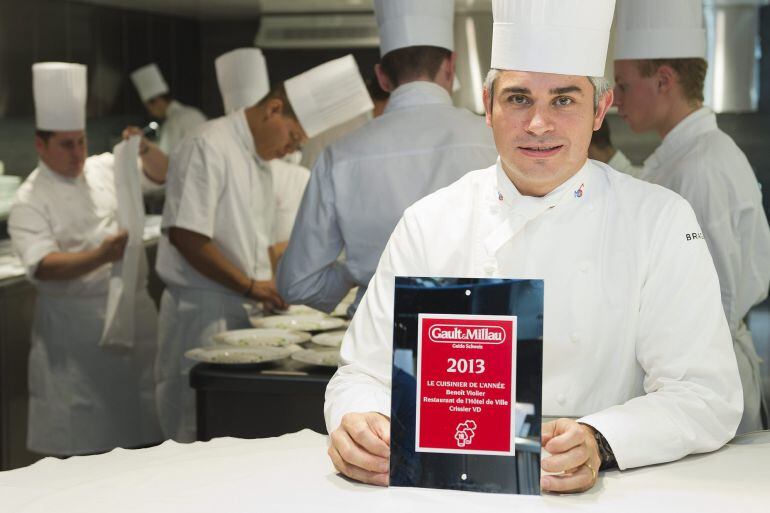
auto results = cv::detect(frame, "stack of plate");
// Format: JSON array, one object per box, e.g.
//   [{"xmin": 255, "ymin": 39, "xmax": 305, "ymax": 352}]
[{"xmin": 184, "ymin": 328, "xmax": 310, "ymax": 365}]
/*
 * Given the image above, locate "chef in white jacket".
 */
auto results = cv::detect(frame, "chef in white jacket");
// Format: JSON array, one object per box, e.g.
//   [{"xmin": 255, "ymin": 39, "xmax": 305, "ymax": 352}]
[
  {"xmin": 155, "ymin": 55, "xmax": 373, "ymax": 442},
  {"xmin": 214, "ymin": 48, "xmax": 311, "ymax": 263},
  {"xmin": 325, "ymin": 0, "xmax": 742, "ymax": 494},
  {"xmin": 613, "ymin": 0, "xmax": 770, "ymax": 433},
  {"xmin": 276, "ymin": 0, "xmax": 497, "ymax": 317},
  {"xmin": 8, "ymin": 62, "xmax": 166, "ymax": 456},
  {"xmin": 131, "ymin": 63, "xmax": 206, "ymax": 155}
]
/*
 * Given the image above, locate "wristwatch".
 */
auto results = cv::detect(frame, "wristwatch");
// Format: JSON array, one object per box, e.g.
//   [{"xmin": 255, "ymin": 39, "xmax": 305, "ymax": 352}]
[{"xmin": 593, "ymin": 430, "xmax": 617, "ymax": 470}]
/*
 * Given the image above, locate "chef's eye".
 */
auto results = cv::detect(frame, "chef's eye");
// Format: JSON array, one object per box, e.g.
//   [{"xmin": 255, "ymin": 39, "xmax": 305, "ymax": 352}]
[
  {"xmin": 555, "ymin": 96, "xmax": 573, "ymax": 106},
  {"xmin": 507, "ymin": 95, "xmax": 530, "ymax": 105}
]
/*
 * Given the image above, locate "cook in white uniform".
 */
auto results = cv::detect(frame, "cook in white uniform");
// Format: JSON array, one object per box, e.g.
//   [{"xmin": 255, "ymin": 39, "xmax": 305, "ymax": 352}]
[
  {"xmin": 588, "ymin": 119, "xmax": 642, "ymax": 178},
  {"xmin": 613, "ymin": 0, "xmax": 770, "ymax": 433},
  {"xmin": 325, "ymin": 0, "xmax": 742, "ymax": 494},
  {"xmin": 276, "ymin": 0, "xmax": 498, "ymax": 316},
  {"xmin": 155, "ymin": 55, "xmax": 374, "ymax": 442},
  {"xmin": 215, "ymin": 48, "xmax": 311, "ymax": 267},
  {"xmin": 8, "ymin": 62, "xmax": 167, "ymax": 456},
  {"xmin": 131, "ymin": 63, "xmax": 207, "ymax": 155}
]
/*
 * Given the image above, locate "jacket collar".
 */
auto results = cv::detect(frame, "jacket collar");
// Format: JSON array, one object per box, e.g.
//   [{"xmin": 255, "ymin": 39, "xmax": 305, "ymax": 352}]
[
  {"xmin": 494, "ymin": 158, "xmax": 592, "ymax": 213},
  {"xmin": 166, "ymin": 100, "xmax": 183, "ymax": 117},
  {"xmin": 384, "ymin": 81, "xmax": 452, "ymax": 114},
  {"xmin": 645, "ymin": 107, "xmax": 716, "ymax": 169},
  {"xmin": 38, "ymin": 159, "xmax": 85, "ymax": 185},
  {"xmin": 231, "ymin": 108, "xmax": 267, "ymax": 168}
]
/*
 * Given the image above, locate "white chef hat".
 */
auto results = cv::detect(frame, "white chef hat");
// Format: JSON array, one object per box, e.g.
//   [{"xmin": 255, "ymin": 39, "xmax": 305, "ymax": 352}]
[
  {"xmin": 130, "ymin": 63, "xmax": 169, "ymax": 102},
  {"xmin": 491, "ymin": 0, "xmax": 616, "ymax": 77},
  {"xmin": 614, "ymin": 0, "xmax": 706, "ymax": 60},
  {"xmin": 374, "ymin": 0, "xmax": 455, "ymax": 57},
  {"xmin": 284, "ymin": 55, "xmax": 374, "ymax": 139},
  {"xmin": 33, "ymin": 62, "xmax": 87, "ymax": 131},
  {"xmin": 215, "ymin": 48, "xmax": 270, "ymax": 114}
]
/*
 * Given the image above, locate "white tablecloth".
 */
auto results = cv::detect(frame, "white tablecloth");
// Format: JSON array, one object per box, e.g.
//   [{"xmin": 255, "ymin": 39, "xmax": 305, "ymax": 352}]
[{"xmin": 0, "ymin": 430, "xmax": 767, "ymax": 513}]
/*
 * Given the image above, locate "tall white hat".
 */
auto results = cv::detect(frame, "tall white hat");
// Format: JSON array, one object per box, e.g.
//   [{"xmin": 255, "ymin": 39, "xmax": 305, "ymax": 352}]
[
  {"xmin": 33, "ymin": 62, "xmax": 87, "ymax": 131},
  {"xmin": 614, "ymin": 0, "xmax": 706, "ymax": 60},
  {"xmin": 216, "ymin": 48, "xmax": 270, "ymax": 114},
  {"xmin": 284, "ymin": 55, "xmax": 374, "ymax": 139},
  {"xmin": 491, "ymin": 0, "xmax": 616, "ymax": 77},
  {"xmin": 130, "ymin": 63, "xmax": 169, "ymax": 102},
  {"xmin": 374, "ymin": 0, "xmax": 454, "ymax": 57}
]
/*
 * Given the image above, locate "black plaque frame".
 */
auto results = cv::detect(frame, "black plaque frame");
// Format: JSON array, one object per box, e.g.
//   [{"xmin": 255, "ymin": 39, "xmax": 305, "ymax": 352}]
[{"xmin": 389, "ymin": 277, "xmax": 543, "ymax": 495}]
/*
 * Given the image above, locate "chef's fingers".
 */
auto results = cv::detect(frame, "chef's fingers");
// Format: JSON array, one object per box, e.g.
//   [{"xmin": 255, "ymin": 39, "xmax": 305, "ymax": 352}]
[
  {"xmin": 543, "ymin": 420, "xmax": 585, "ymax": 454},
  {"xmin": 341, "ymin": 412, "xmax": 391, "ymax": 458},
  {"xmin": 541, "ymin": 420, "xmax": 556, "ymax": 446},
  {"xmin": 541, "ymin": 463, "xmax": 596, "ymax": 493},
  {"xmin": 328, "ymin": 444, "xmax": 389, "ymax": 487},
  {"xmin": 367, "ymin": 411, "xmax": 391, "ymax": 446},
  {"xmin": 541, "ymin": 443, "xmax": 589, "ymax": 474},
  {"xmin": 330, "ymin": 424, "xmax": 390, "ymax": 474}
]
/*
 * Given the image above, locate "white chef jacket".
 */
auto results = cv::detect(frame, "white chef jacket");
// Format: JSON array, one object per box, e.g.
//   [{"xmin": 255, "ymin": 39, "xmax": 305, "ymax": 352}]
[
  {"xmin": 8, "ymin": 154, "xmax": 161, "ymax": 455},
  {"xmin": 609, "ymin": 149, "xmax": 642, "ymax": 179},
  {"xmin": 158, "ymin": 100, "xmax": 207, "ymax": 154},
  {"xmin": 155, "ymin": 109, "xmax": 274, "ymax": 441},
  {"xmin": 270, "ymin": 159, "xmax": 310, "ymax": 243},
  {"xmin": 325, "ymin": 159, "xmax": 743, "ymax": 470},
  {"xmin": 156, "ymin": 109, "xmax": 275, "ymax": 293},
  {"xmin": 277, "ymin": 81, "xmax": 498, "ymax": 314},
  {"xmin": 640, "ymin": 107, "xmax": 770, "ymax": 433}
]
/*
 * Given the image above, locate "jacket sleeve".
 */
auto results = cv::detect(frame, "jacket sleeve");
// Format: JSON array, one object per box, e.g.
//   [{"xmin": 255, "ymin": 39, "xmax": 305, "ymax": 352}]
[
  {"xmin": 8, "ymin": 201, "xmax": 58, "ymax": 280},
  {"xmin": 580, "ymin": 197, "xmax": 743, "ymax": 470},
  {"xmin": 276, "ymin": 148, "xmax": 354, "ymax": 313},
  {"xmin": 324, "ymin": 208, "xmax": 426, "ymax": 433}
]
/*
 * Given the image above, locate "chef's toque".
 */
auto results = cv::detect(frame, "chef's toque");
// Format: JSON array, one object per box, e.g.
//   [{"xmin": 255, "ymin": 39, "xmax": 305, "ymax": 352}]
[
  {"xmin": 131, "ymin": 63, "xmax": 169, "ymax": 102},
  {"xmin": 33, "ymin": 62, "xmax": 87, "ymax": 131},
  {"xmin": 284, "ymin": 55, "xmax": 374, "ymax": 138},
  {"xmin": 374, "ymin": 0, "xmax": 455, "ymax": 57},
  {"xmin": 614, "ymin": 0, "xmax": 706, "ymax": 60},
  {"xmin": 216, "ymin": 47, "xmax": 270, "ymax": 114},
  {"xmin": 491, "ymin": 0, "xmax": 616, "ymax": 77}
]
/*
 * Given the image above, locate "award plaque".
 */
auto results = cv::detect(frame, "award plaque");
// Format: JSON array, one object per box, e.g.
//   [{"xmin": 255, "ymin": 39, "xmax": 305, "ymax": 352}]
[{"xmin": 389, "ymin": 277, "xmax": 543, "ymax": 495}]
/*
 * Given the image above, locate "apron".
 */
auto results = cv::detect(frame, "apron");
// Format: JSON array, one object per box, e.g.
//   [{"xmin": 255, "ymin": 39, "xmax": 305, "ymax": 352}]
[
  {"xmin": 155, "ymin": 286, "xmax": 256, "ymax": 442},
  {"xmin": 28, "ymin": 290, "xmax": 161, "ymax": 456}
]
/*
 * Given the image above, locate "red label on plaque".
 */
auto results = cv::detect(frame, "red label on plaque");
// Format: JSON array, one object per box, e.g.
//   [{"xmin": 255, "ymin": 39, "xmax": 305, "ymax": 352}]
[{"xmin": 415, "ymin": 314, "xmax": 517, "ymax": 455}]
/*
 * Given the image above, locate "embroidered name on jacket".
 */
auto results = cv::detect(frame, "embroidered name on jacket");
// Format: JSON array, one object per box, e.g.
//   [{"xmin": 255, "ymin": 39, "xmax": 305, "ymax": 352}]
[{"xmin": 685, "ymin": 232, "xmax": 705, "ymax": 241}]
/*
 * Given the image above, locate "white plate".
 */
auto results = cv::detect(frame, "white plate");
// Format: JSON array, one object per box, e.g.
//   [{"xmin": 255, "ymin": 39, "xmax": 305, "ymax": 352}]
[
  {"xmin": 310, "ymin": 330, "xmax": 347, "ymax": 347},
  {"xmin": 273, "ymin": 305, "xmax": 327, "ymax": 317},
  {"xmin": 185, "ymin": 346, "xmax": 292, "ymax": 365},
  {"xmin": 291, "ymin": 347, "xmax": 341, "ymax": 367},
  {"xmin": 212, "ymin": 328, "xmax": 311, "ymax": 347},
  {"xmin": 251, "ymin": 315, "xmax": 346, "ymax": 332}
]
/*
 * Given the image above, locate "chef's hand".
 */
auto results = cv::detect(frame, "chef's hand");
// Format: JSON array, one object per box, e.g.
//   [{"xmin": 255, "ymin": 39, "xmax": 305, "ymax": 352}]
[
  {"xmin": 122, "ymin": 126, "xmax": 151, "ymax": 155},
  {"xmin": 248, "ymin": 279, "xmax": 288, "ymax": 311},
  {"xmin": 98, "ymin": 230, "xmax": 129, "ymax": 263},
  {"xmin": 540, "ymin": 418, "xmax": 601, "ymax": 493},
  {"xmin": 328, "ymin": 412, "xmax": 390, "ymax": 486}
]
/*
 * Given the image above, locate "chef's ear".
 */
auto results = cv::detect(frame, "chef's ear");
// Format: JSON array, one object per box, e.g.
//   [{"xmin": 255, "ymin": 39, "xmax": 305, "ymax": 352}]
[
  {"xmin": 374, "ymin": 64, "xmax": 395, "ymax": 93},
  {"xmin": 656, "ymin": 65, "xmax": 676, "ymax": 95},
  {"xmin": 593, "ymin": 89, "xmax": 614, "ymax": 131},
  {"xmin": 262, "ymin": 98, "xmax": 285, "ymax": 120}
]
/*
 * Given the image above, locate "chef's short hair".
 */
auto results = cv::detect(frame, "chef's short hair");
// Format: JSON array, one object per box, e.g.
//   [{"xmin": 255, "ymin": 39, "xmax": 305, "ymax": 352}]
[
  {"xmin": 257, "ymin": 83, "xmax": 297, "ymax": 120},
  {"xmin": 635, "ymin": 58, "xmax": 707, "ymax": 104},
  {"xmin": 483, "ymin": 69, "xmax": 611, "ymax": 113},
  {"xmin": 35, "ymin": 130, "xmax": 54, "ymax": 143},
  {"xmin": 147, "ymin": 93, "xmax": 172, "ymax": 104},
  {"xmin": 379, "ymin": 46, "xmax": 452, "ymax": 87}
]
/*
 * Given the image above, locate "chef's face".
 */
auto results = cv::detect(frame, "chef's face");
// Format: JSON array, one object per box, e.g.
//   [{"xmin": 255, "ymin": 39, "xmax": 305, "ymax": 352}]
[
  {"xmin": 613, "ymin": 60, "xmax": 661, "ymax": 133},
  {"xmin": 254, "ymin": 100, "xmax": 308, "ymax": 161},
  {"xmin": 485, "ymin": 71, "xmax": 611, "ymax": 197},
  {"xmin": 35, "ymin": 130, "xmax": 88, "ymax": 178}
]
